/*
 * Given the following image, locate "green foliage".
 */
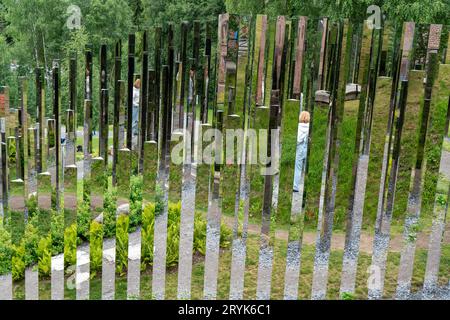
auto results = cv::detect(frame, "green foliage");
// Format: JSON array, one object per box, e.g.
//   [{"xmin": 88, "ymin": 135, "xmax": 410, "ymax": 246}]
[
  {"xmin": 103, "ymin": 190, "xmax": 117, "ymax": 238},
  {"xmin": 141, "ymin": 201, "xmax": 231, "ymax": 269},
  {"xmin": 0, "ymin": 221, "xmax": 12, "ymax": 275},
  {"xmin": 51, "ymin": 211, "xmax": 64, "ymax": 255},
  {"xmin": 25, "ymin": 194, "xmax": 38, "ymax": 218},
  {"xmin": 193, "ymin": 214, "xmax": 207, "ymax": 255},
  {"xmin": 64, "ymin": 224, "xmax": 77, "ymax": 267},
  {"xmin": 129, "ymin": 175, "xmax": 143, "ymax": 231},
  {"xmin": 89, "ymin": 221, "xmax": 103, "ymax": 277},
  {"xmin": 7, "ymin": 138, "xmax": 16, "ymax": 164},
  {"xmin": 341, "ymin": 291, "xmax": 355, "ymax": 300},
  {"xmin": 37, "ymin": 235, "xmax": 52, "ymax": 277},
  {"xmin": 77, "ymin": 202, "xmax": 91, "ymax": 241},
  {"xmin": 141, "ymin": 202, "xmax": 155, "ymax": 269},
  {"xmin": 115, "ymin": 215, "xmax": 129, "ymax": 275},
  {"xmin": 22, "ymin": 216, "xmax": 40, "ymax": 266},
  {"xmin": 1, "ymin": 189, "xmax": 231, "ymax": 280},
  {"xmin": 11, "ymin": 243, "xmax": 26, "ymax": 281}
]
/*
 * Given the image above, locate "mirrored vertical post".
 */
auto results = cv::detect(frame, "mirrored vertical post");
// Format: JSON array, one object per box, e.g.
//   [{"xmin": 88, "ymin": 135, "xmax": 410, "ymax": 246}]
[
  {"xmin": 203, "ymin": 109, "xmax": 224, "ymax": 300},
  {"xmin": 83, "ymin": 99, "xmax": 92, "ymax": 203},
  {"xmin": 256, "ymin": 16, "xmax": 285, "ymax": 300},
  {"xmin": 37, "ymin": 172, "xmax": 52, "ymax": 299},
  {"xmin": 52, "ymin": 62, "xmax": 61, "ymax": 211},
  {"xmin": 127, "ymin": 34, "xmax": 136, "ymax": 150},
  {"xmin": 18, "ymin": 77, "xmax": 28, "ymax": 197},
  {"xmin": 369, "ymin": 22, "xmax": 416, "ymax": 300},
  {"xmin": 35, "ymin": 70, "xmax": 46, "ymax": 173},
  {"xmin": 153, "ymin": 27, "xmax": 162, "ymax": 142},
  {"xmin": 396, "ymin": 25, "xmax": 443, "ymax": 299},
  {"xmin": 139, "ymin": 31, "xmax": 149, "ymax": 172},
  {"xmin": 63, "ymin": 165, "xmax": 77, "ymax": 299},
  {"xmin": 66, "ymin": 110, "xmax": 76, "ymax": 166},
  {"xmin": 340, "ymin": 20, "xmax": 375, "ymax": 296},
  {"xmin": 113, "ymin": 53, "xmax": 124, "ymax": 185},
  {"xmin": 152, "ymin": 65, "xmax": 170, "ymax": 300},
  {"xmin": 114, "ymin": 148, "xmax": 131, "ymax": 300},
  {"xmin": 89, "ymin": 157, "xmax": 105, "ymax": 300},
  {"xmin": 9, "ymin": 178, "xmax": 25, "ymax": 299},
  {"xmin": 27, "ymin": 127, "xmax": 37, "ymax": 195},
  {"xmin": 99, "ymin": 44, "xmax": 108, "ymax": 166}
]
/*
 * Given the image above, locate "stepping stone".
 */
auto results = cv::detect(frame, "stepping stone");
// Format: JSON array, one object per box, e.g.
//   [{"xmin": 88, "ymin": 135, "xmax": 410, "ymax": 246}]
[{"xmin": 315, "ymin": 90, "xmax": 330, "ymax": 105}]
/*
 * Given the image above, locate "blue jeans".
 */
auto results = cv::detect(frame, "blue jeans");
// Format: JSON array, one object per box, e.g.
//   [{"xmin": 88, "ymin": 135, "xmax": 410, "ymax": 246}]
[
  {"xmin": 132, "ymin": 104, "xmax": 139, "ymax": 136},
  {"xmin": 293, "ymin": 141, "xmax": 307, "ymax": 192}
]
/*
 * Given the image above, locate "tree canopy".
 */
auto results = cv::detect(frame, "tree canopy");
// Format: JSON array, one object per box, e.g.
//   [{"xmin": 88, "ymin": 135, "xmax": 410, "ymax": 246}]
[{"xmin": 0, "ymin": 0, "xmax": 447, "ymax": 117}]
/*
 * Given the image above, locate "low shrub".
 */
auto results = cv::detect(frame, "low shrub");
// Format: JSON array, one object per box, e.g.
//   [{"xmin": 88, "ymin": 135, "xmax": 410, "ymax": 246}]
[
  {"xmin": 64, "ymin": 224, "xmax": 77, "ymax": 268},
  {"xmin": 129, "ymin": 175, "xmax": 143, "ymax": 231},
  {"xmin": 103, "ymin": 190, "xmax": 117, "ymax": 238},
  {"xmin": 89, "ymin": 221, "xmax": 103, "ymax": 277},
  {"xmin": 11, "ymin": 243, "xmax": 26, "ymax": 281},
  {"xmin": 140, "ymin": 201, "xmax": 231, "ymax": 270},
  {"xmin": 0, "ymin": 175, "xmax": 232, "ymax": 281},
  {"xmin": 0, "ymin": 222, "xmax": 12, "ymax": 274},
  {"xmin": 115, "ymin": 215, "xmax": 129, "ymax": 275},
  {"xmin": 37, "ymin": 235, "xmax": 52, "ymax": 277}
]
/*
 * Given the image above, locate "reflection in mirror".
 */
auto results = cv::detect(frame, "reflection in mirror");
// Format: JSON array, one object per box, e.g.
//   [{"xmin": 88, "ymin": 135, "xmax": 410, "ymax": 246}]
[
  {"xmin": 9, "ymin": 178, "xmax": 25, "ymax": 300},
  {"xmin": 396, "ymin": 25, "xmax": 443, "ymax": 299},
  {"xmin": 340, "ymin": 21, "xmax": 375, "ymax": 296},
  {"xmin": 89, "ymin": 157, "xmax": 105, "ymax": 300},
  {"xmin": 312, "ymin": 20, "xmax": 353, "ymax": 300},
  {"xmin": 418, "ymin": 35, "xmax": 450, "ymax": 298},
  {"xmin": 256, "ymin": 16, "xmax": 285, "ymax": 300},
  {"xmin": 63, "ymin": 165, "xmax": 77, "ymax": 299},
  {"xmin": 83, "ymin": 99, "xmax": 92, "ymax": 204},
  {"xmin": 37, "ymin": 172, "xmax": 52, "ymax": 299},
  {"xmin": 115, "ymin": 148, "xmax": 131, "ymax": 300},
  {"xmin": 203, "ymin": 109, "xmax": 223, "ymax": 300}
]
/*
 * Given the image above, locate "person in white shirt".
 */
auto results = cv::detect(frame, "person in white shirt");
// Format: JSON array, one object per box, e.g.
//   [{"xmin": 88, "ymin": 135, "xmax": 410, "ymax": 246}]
[
  {"xmin": 132, "ymin": 78, "xmax": 140, "ymax": 137},
  {"xmin": 293, "ymin": 111, "xmax": 310, "ymax": 193}
]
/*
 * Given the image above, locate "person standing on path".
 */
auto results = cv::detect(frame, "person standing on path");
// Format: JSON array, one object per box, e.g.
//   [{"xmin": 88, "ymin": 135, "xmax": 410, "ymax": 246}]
[{"xmin": 293, "ymin": 111, "xmax": 310, "ymax": 193}]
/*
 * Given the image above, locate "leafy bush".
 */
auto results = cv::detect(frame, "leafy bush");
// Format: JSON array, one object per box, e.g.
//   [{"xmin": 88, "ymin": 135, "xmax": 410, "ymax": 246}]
[
  {"xmin": 37, "ymin": 235, "xmax": 52, "ymax": 277},
  {"xmin": 64, "ymin": 224, "xmax": 77, "ymax": 268},
  {"xmin": 11, "ymin": 243, "xmax": 26, "ymax": 281},
  {"xmin": 0, "ymin": 222, "xmax": 12, "ymax": 274},
  {"xmin": 129, "ymin": 175, "xmax": 143, "ymax": 231},
  {"xmin": 51, "ymin": 213, "xmax": 64, "ymax": 255},
  {"xmin": 8, "ymin": 139, "xmax": 16, "ymax": 164},
  {"xmin": 23, "ymin": 217, "xmax": 40, "ymax": 267},
  {"xmin": 141, "ymin": 203, "xmax": 155, "ymax": 269},
  {"xmin": 89, "ymin": 221, "xmax": 103, "ymax": 277},
  {"xmin": 103, "ymin": 190, "xmax": 117, "ymax": 238},
  {"xmin": 0, "ymin": 175, "xmax": 232, "ymax": 281},
  {"xmin": 25, "ymin": 195, "xmax": 38, "ymax": 218},
  {"xmin": 166, "ymin": 202, "xmax": 181, "ymax": 267},
  {"xmin": 77, "ymin": 202, "xmax": 91, "ymax": 241},
  {"xmin": 141, "ymin": 201, "xmax": 231, "ymax": 269}
]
